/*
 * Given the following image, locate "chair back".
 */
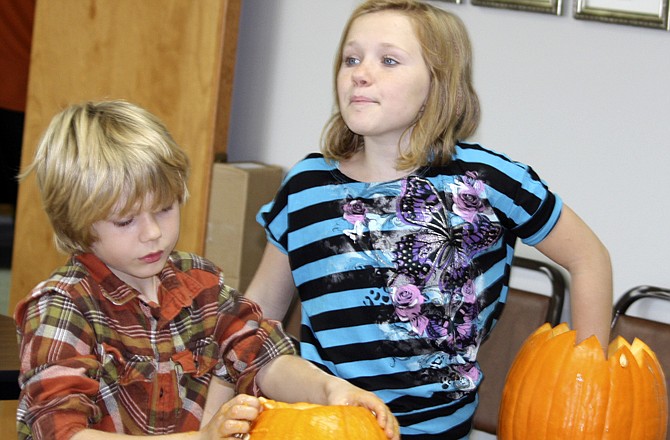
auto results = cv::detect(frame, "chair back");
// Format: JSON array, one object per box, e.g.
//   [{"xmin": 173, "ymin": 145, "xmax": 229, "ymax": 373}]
[
  {"xmin": 610, "ymin": 285, "xmax": 670, "ymax": 438},
  {"xmin": 473, "ymin": 256, "xmax": 567, "ymax": 435}
]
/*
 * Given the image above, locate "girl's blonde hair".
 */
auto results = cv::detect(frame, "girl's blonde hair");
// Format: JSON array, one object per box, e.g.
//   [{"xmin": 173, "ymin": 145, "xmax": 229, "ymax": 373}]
[
  {"xmin": 21, "ymin": 100, "xmax": 190, "ymax": 254},
  {"xmin": 321, "ymin": 0, "xmax": 480, "ymax": 170}
]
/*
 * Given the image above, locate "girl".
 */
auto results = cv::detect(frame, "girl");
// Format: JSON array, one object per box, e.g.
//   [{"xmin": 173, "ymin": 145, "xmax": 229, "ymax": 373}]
[{"xmin": 246, "ymin": 1, "xmax": 612, "ymax": 438}]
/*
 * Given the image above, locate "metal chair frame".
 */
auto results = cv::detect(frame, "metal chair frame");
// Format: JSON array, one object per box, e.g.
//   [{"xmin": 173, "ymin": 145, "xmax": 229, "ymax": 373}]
[
  {"xmin": 510, "ymin": 256, "xmax": 566, "ymax": 325},
  {"xmin": 611, "ymin": 285, "xmax": 670, "ymax": 329}
]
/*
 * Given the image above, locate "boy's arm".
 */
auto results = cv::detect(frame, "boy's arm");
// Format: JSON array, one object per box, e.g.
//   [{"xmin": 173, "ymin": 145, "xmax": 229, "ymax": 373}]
[
  {"xmin": 200, "ymin": 376, "xmax": 235, "ymax": 428},
  {"xmin": 70, "ymin": 393, "xmax": 261, "ymax": 440},
  {"xmin": 535, "ymin": 204, "xmax": 613, "ymax": 349},
  {"xmin": 71, "ymin": 429, "xmax": 202, "ymax": 439}
]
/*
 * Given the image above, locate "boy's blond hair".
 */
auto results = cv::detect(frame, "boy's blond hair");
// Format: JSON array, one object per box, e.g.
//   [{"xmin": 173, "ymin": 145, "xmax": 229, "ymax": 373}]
[
  {"xmin": 321, "ymin": 0, "xmax": 480, "ymax": 171},
  {"xmin": 21, "ymin": 100, "xmax": 190, "ymax": 254}
]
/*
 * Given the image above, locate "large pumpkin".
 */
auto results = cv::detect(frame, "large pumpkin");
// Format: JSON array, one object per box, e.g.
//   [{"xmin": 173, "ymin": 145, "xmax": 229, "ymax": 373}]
[
  {"xmin": 248, "ymin": 398, "xmax": 387, "ymax": 439},
  {"xmin": 498, "ymin": 323, "xmax": 667, "ymax": 439}
]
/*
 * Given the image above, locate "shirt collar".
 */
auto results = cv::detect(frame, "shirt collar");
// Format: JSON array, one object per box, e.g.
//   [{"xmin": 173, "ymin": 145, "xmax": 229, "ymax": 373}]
[{"xmin": 75, "ymin": 253, "xmax": 202, "ymax": 321}]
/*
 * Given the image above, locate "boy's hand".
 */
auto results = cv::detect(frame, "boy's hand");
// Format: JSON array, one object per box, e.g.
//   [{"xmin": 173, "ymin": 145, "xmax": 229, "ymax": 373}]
[
  {"xmin": 325, "ymin": 379, "xmax": 400, "ymax": 440},
  {"xmin": 201, "ymin": 394, "xmax": 260, "ymax": 439}
]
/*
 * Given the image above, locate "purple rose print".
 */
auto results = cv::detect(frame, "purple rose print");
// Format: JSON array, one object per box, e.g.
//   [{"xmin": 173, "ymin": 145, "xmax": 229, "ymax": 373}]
[
  {"xmin": 343, "ymin": 199, "xmax": 367, "ymax": 224},
  {"xmin": 449, "ymin": 176, "xmax": 486, "ymax": 224},
  {"xmin": 342, "ymin": 199, "xmax": 368, "ymax": 242},
  {"xmin": 391, "ymin": 284, "xmax": 429, "ymax": 335},
  {"xmin": 456, "ymin": 279, "xmax": 477, "ymax": 305}
]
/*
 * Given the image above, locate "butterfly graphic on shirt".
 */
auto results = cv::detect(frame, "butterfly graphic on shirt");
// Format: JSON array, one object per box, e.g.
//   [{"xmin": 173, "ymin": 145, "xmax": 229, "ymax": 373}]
[{"xmin": 393, "ymin": 175, "xmax": 502, "ymax": 292}]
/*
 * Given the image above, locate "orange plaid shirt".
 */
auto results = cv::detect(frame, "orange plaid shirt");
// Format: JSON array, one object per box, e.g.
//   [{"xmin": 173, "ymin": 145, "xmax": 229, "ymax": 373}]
[{"xmin": 15, "ymin": 251, "xmax": 295, "ymax": 439}]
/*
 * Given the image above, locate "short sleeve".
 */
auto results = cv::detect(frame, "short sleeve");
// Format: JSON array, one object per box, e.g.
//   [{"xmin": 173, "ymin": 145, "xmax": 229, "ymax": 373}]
[{"xmin": 453, "ymin": 144, "xmax": 563, "ymax": 246}]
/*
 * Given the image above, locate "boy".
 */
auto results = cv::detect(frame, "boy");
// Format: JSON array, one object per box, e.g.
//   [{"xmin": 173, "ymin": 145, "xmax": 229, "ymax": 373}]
[{"xmin": 15, "ymin": 101, "xmax": 398, "ymax": 440}]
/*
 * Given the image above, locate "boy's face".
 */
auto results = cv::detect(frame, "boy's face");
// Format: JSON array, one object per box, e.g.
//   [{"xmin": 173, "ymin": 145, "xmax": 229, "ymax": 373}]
[{"xmin": 90, "ymin": 200, "xmax": 180, "ymax": 294}]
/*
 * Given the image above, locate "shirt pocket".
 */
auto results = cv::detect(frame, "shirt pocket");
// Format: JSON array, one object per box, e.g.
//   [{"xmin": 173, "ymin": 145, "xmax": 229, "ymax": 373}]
[
  {"xmin": 98, "ymin": 341, "xmax": 155, "ymax": 386},
  {"xmin": 173, "ymin": 337, "xmax": 220, "ymax": 378}
]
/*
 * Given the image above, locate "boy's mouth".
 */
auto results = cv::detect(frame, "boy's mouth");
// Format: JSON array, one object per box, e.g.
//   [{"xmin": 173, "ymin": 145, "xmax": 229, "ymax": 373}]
[{"xmin": 140, "ymin": 251, "xmax": 163, "ymax": 264}]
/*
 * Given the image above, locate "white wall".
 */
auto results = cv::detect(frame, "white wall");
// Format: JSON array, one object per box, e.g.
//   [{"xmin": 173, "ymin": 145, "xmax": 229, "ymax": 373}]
[{"xmin": 227, "ymin": 0, "xmax": 670, "ymax": 323}]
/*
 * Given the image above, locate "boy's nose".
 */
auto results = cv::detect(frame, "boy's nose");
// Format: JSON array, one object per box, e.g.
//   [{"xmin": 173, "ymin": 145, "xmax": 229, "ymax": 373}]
[{"xmin": 139, "ymin": 214, "xmax": 162, "ymax": 242}]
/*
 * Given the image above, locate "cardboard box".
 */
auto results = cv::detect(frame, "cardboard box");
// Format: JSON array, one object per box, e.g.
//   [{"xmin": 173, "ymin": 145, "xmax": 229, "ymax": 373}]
[{"xmin": 205, "ymin": 162, "xmax": 283, "ymax": 291}]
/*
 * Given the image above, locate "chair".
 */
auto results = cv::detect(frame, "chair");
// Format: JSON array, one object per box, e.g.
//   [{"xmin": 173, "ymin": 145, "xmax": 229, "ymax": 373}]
[
  {"xmin": 472, "ymin": 256, "xmax": 567, "ymax": 435},
  {"xmin": 0, "ymin": 314, "xmax": 20, "ymax": 401},
  {"xmin": 610, "ymin": 285, "xmax": 670, "ymax": 438}
]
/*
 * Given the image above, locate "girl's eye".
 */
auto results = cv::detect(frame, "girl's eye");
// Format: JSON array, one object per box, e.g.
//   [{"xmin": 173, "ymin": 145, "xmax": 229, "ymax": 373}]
[
  {"xmin": 382, "ymin": 56, "xmax": 399, "ymax": 66},
  {"xmin": 344, "ymin": 56, "xmax": 360, "ymax": 66}
]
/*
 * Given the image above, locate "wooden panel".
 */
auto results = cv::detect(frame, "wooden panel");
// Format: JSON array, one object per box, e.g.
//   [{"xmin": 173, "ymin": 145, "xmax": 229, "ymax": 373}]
[
  {"xmin": 0, "ymin": 400, "xmax": 18, "ymax": 436},
  {"xmin": 10, "ymin": 0, "xmax": 240, "ymax": 313}
]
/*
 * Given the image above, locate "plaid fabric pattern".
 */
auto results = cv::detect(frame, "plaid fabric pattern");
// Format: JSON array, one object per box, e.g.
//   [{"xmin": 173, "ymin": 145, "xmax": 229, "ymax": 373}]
[{"xmin": 14, "ymin": 251, "xmax": 295, "ymax": 439}]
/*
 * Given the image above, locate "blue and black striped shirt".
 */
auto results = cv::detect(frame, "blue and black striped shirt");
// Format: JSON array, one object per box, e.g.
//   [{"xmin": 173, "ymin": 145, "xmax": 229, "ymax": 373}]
[{"xmin": 258, "ymin": 142, "xmax": 562, "ymax": 439}]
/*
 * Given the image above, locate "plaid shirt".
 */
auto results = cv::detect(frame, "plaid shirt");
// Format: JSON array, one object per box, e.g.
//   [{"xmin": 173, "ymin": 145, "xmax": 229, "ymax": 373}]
[{"xmin": 14, "ymin": 251, "xmax": 295, "ymax": 439}]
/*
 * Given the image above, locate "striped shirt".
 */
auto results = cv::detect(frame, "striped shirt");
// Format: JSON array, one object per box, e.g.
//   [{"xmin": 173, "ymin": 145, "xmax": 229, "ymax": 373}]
[
  {"xmin": 15, "ymin": 251, "xmax": 295, "ymax": 439},
  {"xmin": 257, "ymin": 143, "xmax": 562, "ymax": 439}
]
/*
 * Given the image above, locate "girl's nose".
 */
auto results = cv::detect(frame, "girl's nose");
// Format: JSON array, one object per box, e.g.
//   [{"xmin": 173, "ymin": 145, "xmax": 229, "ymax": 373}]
[{"xmin": 351, "ymin": 63, "xmax": 371, "ymax": 86}]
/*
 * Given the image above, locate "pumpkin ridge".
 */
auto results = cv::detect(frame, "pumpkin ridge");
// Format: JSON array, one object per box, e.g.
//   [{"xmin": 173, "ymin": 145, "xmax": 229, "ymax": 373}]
[
  {"xmin": 568, "ymin": 332, "xmax": 613, "ymax": 438},
  {"xmin": 539, "ymin": 331, "xmax": 583, "ymax": 438},
  {"xmin": 604, "ymin": 343, "xmax": 635, "ymax": 439},
  {"xmin": 641, "ymin": 348, "xmax": 669, "ymax": 440},
  {"xmin": 637, "ymin": 349, "xmax": 667, "ymax": 439},
  {"xmin": 497, "ymin": 322, "xmax": 555, "ymax": 438}
]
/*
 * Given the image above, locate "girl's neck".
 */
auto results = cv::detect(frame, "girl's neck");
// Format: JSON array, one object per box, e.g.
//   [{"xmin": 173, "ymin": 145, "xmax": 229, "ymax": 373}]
[{"xmin": 339, "ymin": 148, "xmax": 412, "ymax": 183}]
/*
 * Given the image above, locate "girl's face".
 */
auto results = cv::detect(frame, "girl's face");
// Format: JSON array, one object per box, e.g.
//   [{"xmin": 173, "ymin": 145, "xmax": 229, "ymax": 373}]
[
  {"xmin": 337, "ymin": 10, "xmax": 431, "ymax": 148},
  {"xmin": 90, "ymin": 199, "xmax": 180, "ymax": 294}
]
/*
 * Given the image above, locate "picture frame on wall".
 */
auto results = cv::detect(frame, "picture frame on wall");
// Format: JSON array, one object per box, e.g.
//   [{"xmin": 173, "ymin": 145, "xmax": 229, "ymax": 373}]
[
  {"xmin": 471, "ymin": 0, "xmax": 562, "ymax": 15},
  {"xmin": 574, "ymin": 0, "xmax": 670, "ymax": 30}
]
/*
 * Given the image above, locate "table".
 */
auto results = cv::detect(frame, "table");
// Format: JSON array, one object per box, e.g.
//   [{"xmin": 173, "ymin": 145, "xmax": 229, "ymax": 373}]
[{"xmin": 0, "ymin": 314, "xmax": 20, "ymax": 400}]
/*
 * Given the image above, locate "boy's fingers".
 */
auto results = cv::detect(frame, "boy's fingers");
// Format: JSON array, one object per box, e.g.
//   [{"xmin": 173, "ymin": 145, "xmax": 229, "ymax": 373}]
[
  {"xmin": 221, "ymin": 419, "xmax": 252, "ymax": 437},
  {"xmin": 230, "ymin": 402, "xmax": 260, "ymax": 421}
]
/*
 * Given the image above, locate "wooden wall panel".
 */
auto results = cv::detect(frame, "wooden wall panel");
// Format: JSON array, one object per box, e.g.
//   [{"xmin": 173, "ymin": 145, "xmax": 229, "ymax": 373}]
[
  {"xmin": 9, "ymin": 0, "xmax": 240, "ymax": 312},
  {"xmin": 0, "ymin": 400, "xmax": 18, "ymax": 436}
]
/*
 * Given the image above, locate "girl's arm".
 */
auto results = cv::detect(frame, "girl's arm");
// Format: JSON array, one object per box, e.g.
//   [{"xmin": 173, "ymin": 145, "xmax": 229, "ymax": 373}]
[
  {"xmin": 256, "ymin": 355, "xmax": 400, "ymax": 440},
  {"xmin": 535, "ymin": 204, "xmax": 613, "ymax": 349},
  {"xmin": 244, "ymin": 243, "xmax": 296, "ymax": 322}
]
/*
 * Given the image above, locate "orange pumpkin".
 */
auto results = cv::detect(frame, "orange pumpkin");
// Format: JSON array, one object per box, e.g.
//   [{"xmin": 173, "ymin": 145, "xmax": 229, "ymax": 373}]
[
  {"xmin": 248, "ymin": 398, "xmax": 387, "ymax": 440},
  {"xmin": 498, "ymin": 323, "xmax": 668, "ymax": 439}
]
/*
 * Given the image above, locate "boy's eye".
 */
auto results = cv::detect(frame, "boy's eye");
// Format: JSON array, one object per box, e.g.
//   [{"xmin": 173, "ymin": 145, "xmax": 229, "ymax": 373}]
[
  {"xmin": 113, "ymin": 218, "xmax": 133, "ymax": 228},
  {"xmin": 159, "ymin": 201, "xmax": 177, "ymax": 213}
]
